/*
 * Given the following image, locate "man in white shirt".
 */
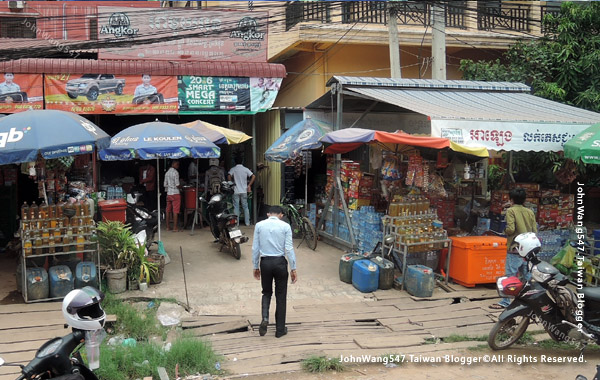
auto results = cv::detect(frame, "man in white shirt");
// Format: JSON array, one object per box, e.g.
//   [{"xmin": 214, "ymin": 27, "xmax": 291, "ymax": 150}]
[
  {"xmin": 164, "ymin": 160, "xmax": 181, "ymax": 232},
  {"xmin": 252, "ymin": 205, "xmax": 297, "ymax": 338},
  {"xmin": 228, "ymin": 156, "xmax": 255, "ymax": 226}
]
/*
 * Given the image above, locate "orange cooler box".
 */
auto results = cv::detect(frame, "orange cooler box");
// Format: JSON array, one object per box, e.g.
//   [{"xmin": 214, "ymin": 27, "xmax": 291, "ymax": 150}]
[
  {"xmin": 98, "ymin": 199, "xmax": 127, "ymax": 223},
  {"xmin": 449, "ymin": 236, "xmax": 507, "ymax": 287}
]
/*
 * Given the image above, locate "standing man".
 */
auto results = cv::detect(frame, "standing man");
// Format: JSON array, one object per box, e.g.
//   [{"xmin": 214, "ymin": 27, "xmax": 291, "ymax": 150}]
[
  {"xmin": 164, "ymin": 160, "xmax": 181, "ymax": 232},
  {"xmin": 204, "ymin": 158, "xmax": 225, "ymax": 197},
  {"xmin": 139, "ymin": 162, "xmax": 157, "ymax": 211},
  {"xmin": 228, "ymin": 156, "xmax": 255, "ymax": 226},
  {"xmin": 252, "ymin": 205, "xmax": 297, "ymax": 338},
  {"xmin": 490, "ymin": 187, "xmax": 537, "ymax": 309}
]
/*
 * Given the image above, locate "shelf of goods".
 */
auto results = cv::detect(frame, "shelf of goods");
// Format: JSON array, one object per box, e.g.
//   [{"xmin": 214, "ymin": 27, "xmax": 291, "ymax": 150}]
[
  {"xmin": 19, "ymin": 203, "xmax": 100, "ymax": 303},
  {"xmin": 382, "ymin": 214, "xmax": 452, "ymax": 290}
]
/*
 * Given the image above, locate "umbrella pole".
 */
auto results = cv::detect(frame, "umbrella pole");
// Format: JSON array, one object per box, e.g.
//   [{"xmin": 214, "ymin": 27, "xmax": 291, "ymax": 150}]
[
  {"xmin": 305, "ymin": 151, "xmax": 308, "ymax": 212},
  {"xmin": 191, "ymin": 158, "xmax": 199, "ymax": 235},
  {"xmin": 157, "ymin": 158, "xmax": 161, "ymax": 242}
]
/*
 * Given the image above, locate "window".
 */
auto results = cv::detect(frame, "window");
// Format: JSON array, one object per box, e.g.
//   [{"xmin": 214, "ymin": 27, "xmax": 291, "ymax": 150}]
[{"xmin": 0, "ymin": 17, "xmax": 37, "ymax": 39}]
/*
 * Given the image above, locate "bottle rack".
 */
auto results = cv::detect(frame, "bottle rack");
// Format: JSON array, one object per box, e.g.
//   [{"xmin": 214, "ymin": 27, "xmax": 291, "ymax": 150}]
[
  {"xmin": 20, "ymin": 220, "xmax": 100, "ymax": 303},
  {"xmin": 382, "ymin": 215, "xmax": 452, "ymax": 290}
]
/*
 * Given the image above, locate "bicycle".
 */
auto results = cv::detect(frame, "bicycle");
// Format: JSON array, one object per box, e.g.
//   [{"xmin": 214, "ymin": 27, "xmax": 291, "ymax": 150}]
[{"xmin": 280, "ymin": 193, "xmax": 318, "ymax": 251}]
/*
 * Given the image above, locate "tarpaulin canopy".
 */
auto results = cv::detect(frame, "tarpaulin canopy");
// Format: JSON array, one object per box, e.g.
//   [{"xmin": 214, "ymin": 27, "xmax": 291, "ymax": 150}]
[
  {"xmin": 564, "ymin": 122, "xmax": 600, "ymax": 164},
  {"xmin": 265, "ymin": 117, "xmax": 332, "ymax": 162},
  {"xmin": 196, "ymin": 121, "xmax": 252, "ymax": 144},
  {"xmin": 322, "ymin": 128, "xmax": 451, "ymax": 154}
]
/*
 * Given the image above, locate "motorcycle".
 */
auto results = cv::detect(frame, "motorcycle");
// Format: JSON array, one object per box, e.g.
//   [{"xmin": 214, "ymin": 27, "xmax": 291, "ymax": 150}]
[
  {"xmin": 0, "ymin": 287, "xmax": 106, "ymax": 380},
  {"xmin": 577, "ymin": 365, "xmax": 600, "ymax": 380},
  {"xmin": 199, "ymin": 181, "xmax": 248, "ymax": 260},
  {"xmin": 126, "ymin": 190, "xmax": 158, "ymax": 248},
  {"xmin": 488, "ymin": 232, "xmax": 600, "ymax": 350}
]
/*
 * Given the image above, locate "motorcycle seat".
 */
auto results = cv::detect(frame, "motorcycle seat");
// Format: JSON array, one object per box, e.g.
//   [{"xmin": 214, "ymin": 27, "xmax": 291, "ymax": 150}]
[{"xmin": 580, "ymin": 287, "xmax": 600, "ymax": 302}]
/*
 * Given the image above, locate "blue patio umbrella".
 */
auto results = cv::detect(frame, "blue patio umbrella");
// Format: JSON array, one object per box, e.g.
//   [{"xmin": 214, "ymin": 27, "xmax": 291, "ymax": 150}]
[
  {"xmin": 265, "ymin": 117, "xmax": 332, "ymax": 208},
  {"xmin": 99, "ymin": 121, "xmax": 220, "ymax": 242},
  {"xmin": 0, "ymin": 109, "xmax": 110, "ymax": 165},
  {"xmin": 265, "ymin": 117, "xmax": 332, "ymax": 162}
]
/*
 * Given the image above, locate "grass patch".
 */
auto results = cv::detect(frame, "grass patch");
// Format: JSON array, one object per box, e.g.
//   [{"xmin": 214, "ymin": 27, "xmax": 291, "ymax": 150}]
[
  {"xmin": 516, "ymin": 332, "xmax": 535, "ymax": 345},
  {"xmin": 102, "ymin": 291, "xmax": 166, "ymax": 341},
  {"xmin": 443, "ymin": 334, "xmax": 487, "ymax": 343},
  {"xmin": 95, "ymin": 332, "xmax": 222, "ymax": 380},
  {"xmin": 468, "ymin": 344, "xmax": 489, "ymax": 351},
  {"xmin": 301, "ymin": 355, "xmax": 344, "ymax": 373}
]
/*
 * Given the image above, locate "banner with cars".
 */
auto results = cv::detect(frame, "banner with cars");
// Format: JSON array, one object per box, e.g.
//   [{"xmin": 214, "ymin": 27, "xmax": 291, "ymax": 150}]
[
  {"xmin": 0, "ymin": 73, "xmax": 43, "ymax": 113},
  {"xmin": 178, "ymin": 76, "xmax": 281, "ymax": 114},
  {"xmin": 44, "ymin": 74, "xmax": 178, "ymax": 114}
]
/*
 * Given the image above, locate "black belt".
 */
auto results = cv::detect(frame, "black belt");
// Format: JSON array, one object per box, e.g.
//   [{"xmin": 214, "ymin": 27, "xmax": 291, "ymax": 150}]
[{"xmin": 261, "ymin": 255, "xmax": 285, "ymax": 260}]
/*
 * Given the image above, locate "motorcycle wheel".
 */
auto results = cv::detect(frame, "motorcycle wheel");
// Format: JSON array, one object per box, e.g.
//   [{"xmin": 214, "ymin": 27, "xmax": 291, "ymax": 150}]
[
  {"xmin": 302, "ymin": 217, "xmax": 318, "ymax": 251},
  {"xmin": 229, "ymin": 239, "xmax": 241, "ymax": 260},
  {"xmin": 488, "ymin": 315, "xmax": 530, "ymax": 350}
]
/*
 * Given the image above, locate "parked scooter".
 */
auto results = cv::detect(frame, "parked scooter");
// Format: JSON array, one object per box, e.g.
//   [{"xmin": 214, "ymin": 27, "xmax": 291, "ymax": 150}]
[
  {"xmin": 0, "ymin": 287, "xmax": 106, "ymax": 380},
  {"xmin": 577, "ymin": 365, "xmax": 600, "ymax": 380},
  {"xmin": 199, "ymin": 181, "xmax": 248, "ymax": 260},
  {"xmin": 126, "ymin": 190, "xmax": 158, "ymax": 248},
  {"xmin": 488, "ymin": 232, "xmax": 600, "ymax": 350}
]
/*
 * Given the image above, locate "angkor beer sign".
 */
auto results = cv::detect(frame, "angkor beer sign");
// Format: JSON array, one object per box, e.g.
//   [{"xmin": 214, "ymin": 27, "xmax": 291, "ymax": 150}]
[{"xmin": 97, "ymin": 7, "xmax": 268, "ymax": 62}]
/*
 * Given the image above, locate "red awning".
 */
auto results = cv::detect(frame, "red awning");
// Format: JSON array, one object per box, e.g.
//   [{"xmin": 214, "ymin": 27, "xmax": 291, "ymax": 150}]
[
  {"xmin": 0, "ymin": 58, "xmax": 287, "ymax": 78},
  {"xmin": 323, "ymin": 130, "xmax": 450, "ymax": 154}
]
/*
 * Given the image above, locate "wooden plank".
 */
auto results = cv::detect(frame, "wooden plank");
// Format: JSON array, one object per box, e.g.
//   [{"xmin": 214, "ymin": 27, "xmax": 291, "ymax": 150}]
[
  {"xmin": 427, "ymin": 324, "xmax": 495, "ymax": 339},
  {"xmin": 292, "ymin": 301, "xmax": 371, "ymax": 312},
  {"xmin": 0, "ymin": 340, "xmax": 55, "ymax": 354},
  {"xmin": 0, "ymin": 326, "xmax": 66, "ymax": 344},
  {"xmin": 223, "ymin": 361, "xmax": 301, "ymax": 376},
  {"xmin": 0, "ymin": 312, "xmax": 65, "ymax": 330},
  {"xmin": 185, "ymin": 319, "xmax": 249, "ymax": 336},
  {"xmin": 378, "ymin": 307, "xmax": 490, "ymax": 327},
  {"xmin": 181, "ymin": 315, "xmax": 250, "ymax": 329},
  {"xmin": 354, "ymin": 334, "xmax": 425, "ymax": 349},
  {"xmin": 0, "ymin": 302, "xmax": 61, "ymax": 314}
]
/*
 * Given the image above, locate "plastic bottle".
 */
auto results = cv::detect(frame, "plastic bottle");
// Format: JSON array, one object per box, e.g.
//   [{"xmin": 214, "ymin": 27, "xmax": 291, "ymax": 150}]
[
  {"xmin": 41, "ymin": 228, "xmax": 49, "ymax": 254},
  {"xmin": 76, "ymin": 228, "xmax": 85, "ymax": 252},
  {"xmin": 21, "ymin": 202, "xmax": 29, "ymax": 221},
  {"xmin": 34, "ymin": 235, "xmax": 42, "ymax": 255},
  {"xmin": 48, "ymin": 228, "xmax": 55, "ymax": 254},
  {"xmin": 39, "ymin": 201, "xmax": 48, "ymax": 220},
  {"xmin": 23, "ymin": 232, "xmax": 32, "ymax": 256},
  {"xmin": 54, "ymin": 228, "xmax": 62, "ymax": 253},
  {"xmin": 29, "ymin": 202, "xmax": 38, "ymax": 220}
]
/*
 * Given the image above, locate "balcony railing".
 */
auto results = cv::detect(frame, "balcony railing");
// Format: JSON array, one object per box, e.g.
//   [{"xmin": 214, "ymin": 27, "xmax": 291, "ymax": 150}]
[
  {"xmin": 540, "ymin": 5, "xmax": 561, "ymax": 34},
  {"xmin": 285, "ymin": 1, "xmax": 331, "ymax": 31},
  {"xmin": 340, "ymin": 1, "xmax": 466, "ymax": 28},
  {"xmin": 478, "ymin": 3, "xmax": 531, "ymax": 32}
]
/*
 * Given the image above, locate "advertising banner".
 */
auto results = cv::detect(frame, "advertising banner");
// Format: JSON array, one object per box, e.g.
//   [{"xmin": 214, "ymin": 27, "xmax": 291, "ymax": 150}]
[
  {"xmin": 178, "ymin": 76, "xmax": 251, "ymax": 114},
  {"xmin": 431, "ymin": 119, "xmax": 591, "ymax": 152},
  {"xmin": 44, "ymin": 74, "xmax": 178, "ymax": 114},
  {"xmin": 178, "ymin": 76, "xmax": 281, "ymax": 114},
  {"xmin": 97, "ymin": 7, "xmax": 268, "ymax": 62},
  {"xmin": 0, "ymin": 73, "xmax": 43, "ymax": 113},
  {"xmin": 250, "ymin": 77, "xmax": 282, "ymax": 112}
]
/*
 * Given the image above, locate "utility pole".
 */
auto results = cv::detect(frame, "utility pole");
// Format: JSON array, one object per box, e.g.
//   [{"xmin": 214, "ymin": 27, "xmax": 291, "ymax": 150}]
[
  {"xmin": 388, "ymin": 3, "xmax": 401, "ymax": 78},
  {"xmin": 431, "ymin": 2, "xmax": 447, "ymax": 80}
]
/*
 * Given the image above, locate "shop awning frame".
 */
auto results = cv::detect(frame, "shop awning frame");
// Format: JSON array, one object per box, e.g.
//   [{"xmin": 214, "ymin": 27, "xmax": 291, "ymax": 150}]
[{"xmin": 308, "ymin": 76, "xmax": 600, "ymax": 153}]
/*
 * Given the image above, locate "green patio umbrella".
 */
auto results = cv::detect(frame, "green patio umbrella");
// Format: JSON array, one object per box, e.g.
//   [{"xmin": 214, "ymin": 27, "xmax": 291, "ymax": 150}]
[{"xmin": 564, "ymin": 123, "xmax": 600, "ymax": 164}]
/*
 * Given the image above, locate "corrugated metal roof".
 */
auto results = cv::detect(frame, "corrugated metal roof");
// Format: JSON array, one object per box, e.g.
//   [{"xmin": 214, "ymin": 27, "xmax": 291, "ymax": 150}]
[
  {"xmin": 0, "ymin": 58, "xmax": 287, "ymax": 77},
  {"xmin": 327, "ymin": 76, "xmax": 531, "ymax": 92},
  {"xmin": 347, "ymin": 87, "xmax": 600, "ymax": 124}
]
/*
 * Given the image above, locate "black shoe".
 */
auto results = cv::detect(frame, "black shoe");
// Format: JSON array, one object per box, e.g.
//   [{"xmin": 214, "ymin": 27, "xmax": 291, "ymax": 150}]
[
  {"xmin": 275, "ymin": 327, "xmax": 288, "ymax": 338},
  {"xmin": 259, "ymin": 320, "xmax": 268, "ymax": 336}
]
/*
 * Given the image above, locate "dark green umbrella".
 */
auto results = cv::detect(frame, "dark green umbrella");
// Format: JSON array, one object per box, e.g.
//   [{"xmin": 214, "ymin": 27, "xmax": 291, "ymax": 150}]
[{"xmin": 564, "ymin": 123, "xmax": 600, "ymax": 164}]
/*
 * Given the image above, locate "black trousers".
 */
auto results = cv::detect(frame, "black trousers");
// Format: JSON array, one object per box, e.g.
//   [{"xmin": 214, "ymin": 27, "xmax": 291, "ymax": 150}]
[{"xmin": 260, "ymin": 256, "xmax": 289, "ymax": 334}]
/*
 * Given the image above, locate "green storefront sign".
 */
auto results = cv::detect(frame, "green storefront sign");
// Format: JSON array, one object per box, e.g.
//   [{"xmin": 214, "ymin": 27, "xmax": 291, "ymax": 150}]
[{"xmin": 178, "ymin": 76, "xmax": 252, "ymax": 114}]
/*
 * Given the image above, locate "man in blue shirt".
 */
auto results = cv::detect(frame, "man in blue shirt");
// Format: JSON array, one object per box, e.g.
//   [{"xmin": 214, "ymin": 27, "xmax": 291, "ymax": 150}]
[{"xmin": 252, "ymin": 205, "xmax": 297, "ymax": 338}]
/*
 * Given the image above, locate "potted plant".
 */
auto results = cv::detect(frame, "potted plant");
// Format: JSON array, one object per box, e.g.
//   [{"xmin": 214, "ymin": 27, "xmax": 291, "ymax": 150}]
[
  {"xmin": 97, "ymin": 221, "xmax": 136, "ymax": 293},
  {"xmin": 133, "ymin": 242, "xmax": 158, "ymax": 291}
]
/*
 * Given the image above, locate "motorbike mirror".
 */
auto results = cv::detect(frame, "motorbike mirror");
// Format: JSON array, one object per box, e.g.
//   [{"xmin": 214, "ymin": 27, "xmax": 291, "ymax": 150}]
[
  {"xmin": 199, "ymin": 197, "xmax": 206, "ymax": 202},
  {"xmin": 384, "ymin": 235, "xmax": 395, "ymax": 245},
  {"xmin": 0, "ymin": 357, "xmax": 4, "ymax": 367},
  {"xmin": 575, "ymin": 376, "xmax": 587, "ymax": 380}
]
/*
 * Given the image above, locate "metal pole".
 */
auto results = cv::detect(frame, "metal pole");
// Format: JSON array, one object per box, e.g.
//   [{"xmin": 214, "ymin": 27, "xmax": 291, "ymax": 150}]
[
  {"xmin": 191, "ymin": 158, "xmax": 199, "ymax": 235},
  {"xmin": 156, "ymin": 158, "xmax": 161, "ymax": 242},
  {"xmin": 252, "ymin": 114, "xmax": 257, "ymax": 224}
]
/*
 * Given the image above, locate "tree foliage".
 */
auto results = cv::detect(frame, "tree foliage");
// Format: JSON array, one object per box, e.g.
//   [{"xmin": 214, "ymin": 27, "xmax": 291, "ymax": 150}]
[{"xmin": 460, "ymin": 2, "xmax": 600, "ymax": 112}]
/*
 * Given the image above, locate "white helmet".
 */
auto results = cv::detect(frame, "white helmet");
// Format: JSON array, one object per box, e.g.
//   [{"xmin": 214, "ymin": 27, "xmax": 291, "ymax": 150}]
[
  {"xmin": 514, "ymin": 232, "xmax": 541, "ymax": 258},
  {"xmin": 209, "ymin": 158, "xmax": 219, "ymax": 167},
  {"xmin": 62, "ymin": 287, "xmax": 106, "ymax": 331}
]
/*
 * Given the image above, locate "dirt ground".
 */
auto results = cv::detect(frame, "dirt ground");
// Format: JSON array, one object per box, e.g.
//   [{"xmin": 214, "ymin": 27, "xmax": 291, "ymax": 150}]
[{"xmin": 223, "ymin": 346, "xmax": 600, "ymax": 380}]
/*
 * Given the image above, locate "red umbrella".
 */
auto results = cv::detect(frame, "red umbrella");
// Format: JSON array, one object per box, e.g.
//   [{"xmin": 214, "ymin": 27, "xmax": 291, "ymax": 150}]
[{"xmin": 322, "ymin": 129, "xmax": 450, "ymax": 154}]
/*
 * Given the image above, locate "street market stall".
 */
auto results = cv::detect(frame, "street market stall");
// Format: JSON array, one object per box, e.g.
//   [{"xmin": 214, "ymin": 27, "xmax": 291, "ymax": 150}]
[{"xmin": 0, "ymin": 110, "xmax": 110, "ymax": 303}]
